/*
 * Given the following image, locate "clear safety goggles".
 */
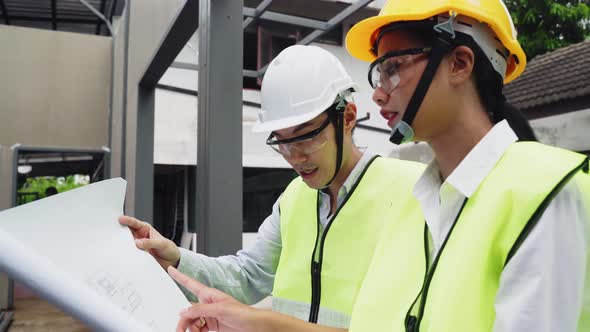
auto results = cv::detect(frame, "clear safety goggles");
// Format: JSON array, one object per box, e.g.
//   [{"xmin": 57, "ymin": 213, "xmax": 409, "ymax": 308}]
[
  {"xmin": 368, "ymin": 47, "xmax": 432, "ymax": 94},
  {"xmin": 266, "ymin": 116, "xmax": 331, "ymax": 157}
]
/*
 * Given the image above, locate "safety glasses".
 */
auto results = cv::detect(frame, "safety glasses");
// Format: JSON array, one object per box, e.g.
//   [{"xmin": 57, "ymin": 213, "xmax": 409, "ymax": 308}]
[
  {"xmin": 266, "ymin": 116, "xmax": 331, "ymax": 157},
  {"xmin": 368, "ymin": 47, "xmax": 432, "ymax": 94}
]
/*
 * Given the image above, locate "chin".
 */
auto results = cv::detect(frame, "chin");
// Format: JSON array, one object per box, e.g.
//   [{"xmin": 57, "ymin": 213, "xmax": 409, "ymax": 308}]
[
  {"xmin": 304, "ymin": 179, "xmax": 324, "ymax": 190},
  {"xmin": 306, "ymin": 182, "xmax": 323, "ymax": 190}
]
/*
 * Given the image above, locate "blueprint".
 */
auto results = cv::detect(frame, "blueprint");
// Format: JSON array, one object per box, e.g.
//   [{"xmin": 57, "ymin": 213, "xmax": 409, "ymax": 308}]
[{"xmin": 0, "ymin": 178, "xmax": 191, "ymax": 332}]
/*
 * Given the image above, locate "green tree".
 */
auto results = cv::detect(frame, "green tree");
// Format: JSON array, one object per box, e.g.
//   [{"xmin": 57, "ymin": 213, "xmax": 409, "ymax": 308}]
[
  {"xmin": 505, "ymin": 0, "xmax": 590, "ymax": 59},
  {"xmin": 17, "ymin": 175, "xmax": 89, "ymax": 205}
]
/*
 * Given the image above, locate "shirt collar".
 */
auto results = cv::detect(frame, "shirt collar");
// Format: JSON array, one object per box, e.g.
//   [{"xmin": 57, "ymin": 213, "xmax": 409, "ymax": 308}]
[
  {"xmin": 343, "ymin": 147, "xmax": 375, "ymax": 193},
  {"xmin": 414, "ymin": 120, "xmax": 518, "ymax": 199},
  {"xmin": 321, "ymin": 147, "xmax": 376, "ymax": 196},
  {"xmin": 446, "ymin": 120, "xmax": 518, "ymax": 197}
]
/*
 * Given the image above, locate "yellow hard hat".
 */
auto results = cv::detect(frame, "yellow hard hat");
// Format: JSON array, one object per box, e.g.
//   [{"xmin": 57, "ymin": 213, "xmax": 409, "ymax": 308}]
[{"xmin": 345, "ymin": 0, "xmax": 526, "ymax": 83}]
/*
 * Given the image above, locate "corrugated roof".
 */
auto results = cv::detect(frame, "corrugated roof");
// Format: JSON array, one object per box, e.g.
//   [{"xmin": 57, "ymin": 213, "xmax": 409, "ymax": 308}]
[
  {"xmin": 505, "ymin": 39, "xmax": 590, "ymax": 110},
  {"xmin": 0, "ymin": 0, "xmax": 123, "ymax": 36}
]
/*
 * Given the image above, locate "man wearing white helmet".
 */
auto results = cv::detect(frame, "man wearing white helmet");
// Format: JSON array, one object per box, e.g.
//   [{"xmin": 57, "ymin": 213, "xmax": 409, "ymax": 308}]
[{"xmin": 119, "ymin": 45, "xmax": 424, "ymax": 328}]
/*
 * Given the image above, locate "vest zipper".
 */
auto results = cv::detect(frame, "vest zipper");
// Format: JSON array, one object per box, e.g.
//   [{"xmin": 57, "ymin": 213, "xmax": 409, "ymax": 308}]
[
  {"xmin": 404, "ymin": 223, "xmax": 430, "ymax": 332},
  {"xmin": 309, "ymin": 210, "xmax": 339, "ymax": 323},
  {"xmin": 307, "ymin": 155, "xmax": 381, "ymax": 324},
  {"xmin": 309, "ymin": 212, "xmax": 322, "ymax": 323},
  {"xmin": 405, "ymin": 198, "xmax": 469, "ymax": 332}
]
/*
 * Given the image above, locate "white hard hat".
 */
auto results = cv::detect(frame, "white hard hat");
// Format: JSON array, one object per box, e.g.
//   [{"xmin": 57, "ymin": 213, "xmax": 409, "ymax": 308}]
[{"xmin": 252, "ymin": 45, "xmax": 359, "ymax": 133}]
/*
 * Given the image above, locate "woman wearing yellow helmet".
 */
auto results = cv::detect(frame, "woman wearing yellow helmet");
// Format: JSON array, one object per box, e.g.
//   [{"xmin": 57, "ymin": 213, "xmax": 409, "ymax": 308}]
[
  {"xmin": 345, "ymin": 0, "xmax": 590, "ymax": 331},
  {"xmin": 158, "ymin": 1, "xmax": 590, "ymax": 332}
]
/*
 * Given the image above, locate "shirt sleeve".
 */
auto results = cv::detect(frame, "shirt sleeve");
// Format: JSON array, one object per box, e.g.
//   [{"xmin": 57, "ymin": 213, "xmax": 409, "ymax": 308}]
[
  {"xmin": 176, "ymin": 196, "xmax": 283, "ymax": 305},
  {"xmin": 493, "ymin": 180, "xmax": 589, "ymax": 332}
]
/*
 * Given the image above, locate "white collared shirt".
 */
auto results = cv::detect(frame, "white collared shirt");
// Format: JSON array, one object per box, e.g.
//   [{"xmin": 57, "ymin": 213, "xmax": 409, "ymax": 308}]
[{"xmin": 413, "ymin": 120, "xmax": 589, "ymax": 332}]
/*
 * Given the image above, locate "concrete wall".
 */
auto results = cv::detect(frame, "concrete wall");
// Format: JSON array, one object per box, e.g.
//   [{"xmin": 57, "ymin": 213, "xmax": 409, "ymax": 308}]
[
  {"xmin": 110, "ymin": 0, "xmax": 185, "ymax": 216},
  {"xmin": 0, "ymin": 25, "xmax": 112, "ymax": 214},
  {"xmin": 530, "ymin": 108, "xmax": 590, "ymax": 152},
  {"xmin": 0, "ymin": 26, "xmax": 111, "ymax": 149}
]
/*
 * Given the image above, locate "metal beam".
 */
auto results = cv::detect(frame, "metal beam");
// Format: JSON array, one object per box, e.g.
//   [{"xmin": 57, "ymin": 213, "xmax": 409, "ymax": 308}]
[
  {"xmin": 300, "ymin": 0, "xmax": 373, "ymax": 45},
  {"xmin": 356, "ymin": 112, "xmax": 390, "ymax": 134},
  {"xmin": 139, "ymin": 0, "xmax": 199, "ymax": 88},
  {"xmin": 196, "ymin": 0, "xmax": 243, "ymax": 256},
  {"xmin": 156, "ymin": 83, "xmax": 261, "ymax": 108},
  {"xmin": 169, "ymin": 61, "xmax": 257, "ymax": 78},
  {"xmin": 357, "ymin": 112, "xmax": 370, "ymax": 122},
  {"xmin": 242, "ymin": 0, "xmax": 272, "ymax": 30},
  {"xmin": 156, "ymin": 83, "xmax": 198, "ymax": 97},
  {"xmin": 134, "ymin": 86, "xmax": 155, "ymax": 222},
  {"xmin": 0, "ymin": 15, "xmax": 100, "ymax": 24},
  {"xmin": 0, "ymin": 0, "xmax": 8, "ymax": 25},
  {"xmin": 243, "ymin": 7, "xmax": 327, "ymax": 31},
  {"xmin": 115, "ymin": 0, "xmax": 125, "ymax": 16},
  {"xmin": 0, "ymin": 146, "xmax": 14, "ymax": 315},
  {"xmin": 2, "ymin": 8, "xmax": 89, "ymax": 16},
  {"xmin": 107, "ymin": 0, "xmax": 118, "ymax": 26},
  {"xmin": 135, "ymin": 0, "xmax": 199, "ymax": 222},
  {"xmin": 79, "ymin": 0, "xmax": 113, "ymax": 35},
  {"xmin": 95, "ymin": 0, "xmax": 107, "ymax": 34},
  {"xmin": 254, "ymin": 1, "xmax": 372, "ymax": 79},
  {"xmin": 170, "ymin": 61, "xmax": 199, "ymax": 71},
  {"xmin": 257, "ymin": 63, "xmax": 270, "ymax": 78},
  {"xmin": 51, "ymin": 0, "xmax": 57, "ymax": 30},
  {"xmin": 243, "ymin": 69, "xmax": 258, "ymax": 78},
  {"xmin": 121, "ymin": 0, "xmax": 130, "ymax": 180},
  {"xmin": 357, "ymin": 124, "xmax": 390, "ymax": 134}
]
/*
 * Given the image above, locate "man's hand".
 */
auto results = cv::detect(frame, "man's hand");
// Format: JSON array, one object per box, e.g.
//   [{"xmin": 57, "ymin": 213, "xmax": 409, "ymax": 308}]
[
  {"xmin": 119, "ymin": 215, "xmax": 180, "ymax": 270},
  {"xmin": 168, "ymin": 266, "xmax": 264, "ymax": 332}
]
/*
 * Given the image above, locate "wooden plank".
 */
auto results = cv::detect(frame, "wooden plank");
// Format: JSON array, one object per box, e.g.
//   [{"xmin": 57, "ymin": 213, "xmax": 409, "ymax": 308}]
[{"xmin": 9, "ymin": 297, "xmax": 90, "ymax": 332}]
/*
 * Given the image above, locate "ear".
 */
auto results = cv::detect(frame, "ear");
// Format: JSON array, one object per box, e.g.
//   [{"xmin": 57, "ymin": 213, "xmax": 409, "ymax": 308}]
[
  {"xmin": 343, "ymin": 102, "xmax": 357, "ymax": 134},
  {"xmin": 448, "ymin": 46, "xmax": 475, "ymax": 85}
]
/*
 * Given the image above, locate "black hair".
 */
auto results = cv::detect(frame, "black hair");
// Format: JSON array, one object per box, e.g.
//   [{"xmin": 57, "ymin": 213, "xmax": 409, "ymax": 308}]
[
  {"xmin": 463, "ymin": 36, "xmax": 537, "ymax": 141},
  {"xmin": 399, "ymin": 24, "xmax": 537, "ymax": 141},
  {"xmin": 326, "ymin": 97, "xmax": 356, "ymax": 135}
]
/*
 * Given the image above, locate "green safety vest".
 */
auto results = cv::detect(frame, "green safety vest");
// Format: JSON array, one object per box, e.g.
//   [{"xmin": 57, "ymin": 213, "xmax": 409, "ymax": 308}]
[
  {"xmin": 273, "ymin": 156, "xmax": 425, "ymax": 328},
  {"xmin": 350, "ymin": 141, "xmax": 590, "ymax": 332}
]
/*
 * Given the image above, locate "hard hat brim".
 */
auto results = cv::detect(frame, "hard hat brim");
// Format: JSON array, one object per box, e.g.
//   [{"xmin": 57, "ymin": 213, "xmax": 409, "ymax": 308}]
[{"xmin": 251, "ymin": 110, "xmax": 328, "ymax": 133}]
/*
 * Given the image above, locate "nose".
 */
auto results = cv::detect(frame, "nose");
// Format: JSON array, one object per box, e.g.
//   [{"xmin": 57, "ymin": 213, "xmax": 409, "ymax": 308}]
[
  {"xmin": 285, "ymin": 148, "xmax": 308, "ymax": 164},
  {"xmin": 372, "ymin": 86, "xmax": 389, "ymax": 107}
]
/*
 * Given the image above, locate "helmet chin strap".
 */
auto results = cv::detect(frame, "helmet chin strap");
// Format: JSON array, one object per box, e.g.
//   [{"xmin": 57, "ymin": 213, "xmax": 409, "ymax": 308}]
[
  {"xmin": 320, "ymin": 108, "xmax": 345, "ymax": 190},
  {"xmin": 320, "ymin": 93, "xmax": 350, "ymax": 190},
  {"xmin": 389, "ymin": 15, "xmax": 457, "ymax": 145}
]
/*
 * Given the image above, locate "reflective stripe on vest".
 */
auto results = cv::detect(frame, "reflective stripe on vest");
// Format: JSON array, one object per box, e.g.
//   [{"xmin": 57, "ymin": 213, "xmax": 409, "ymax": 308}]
[
  {"xmin": 273, "ymin": 156, "xmax": 424, "ymax": 328},
  {"xmin": 272, "ymin": 297, "xmax": 351, "ymax": 328},
  {"xmin": 350, "ymin": 141, "xmax": 590, "ymax": 332}
]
